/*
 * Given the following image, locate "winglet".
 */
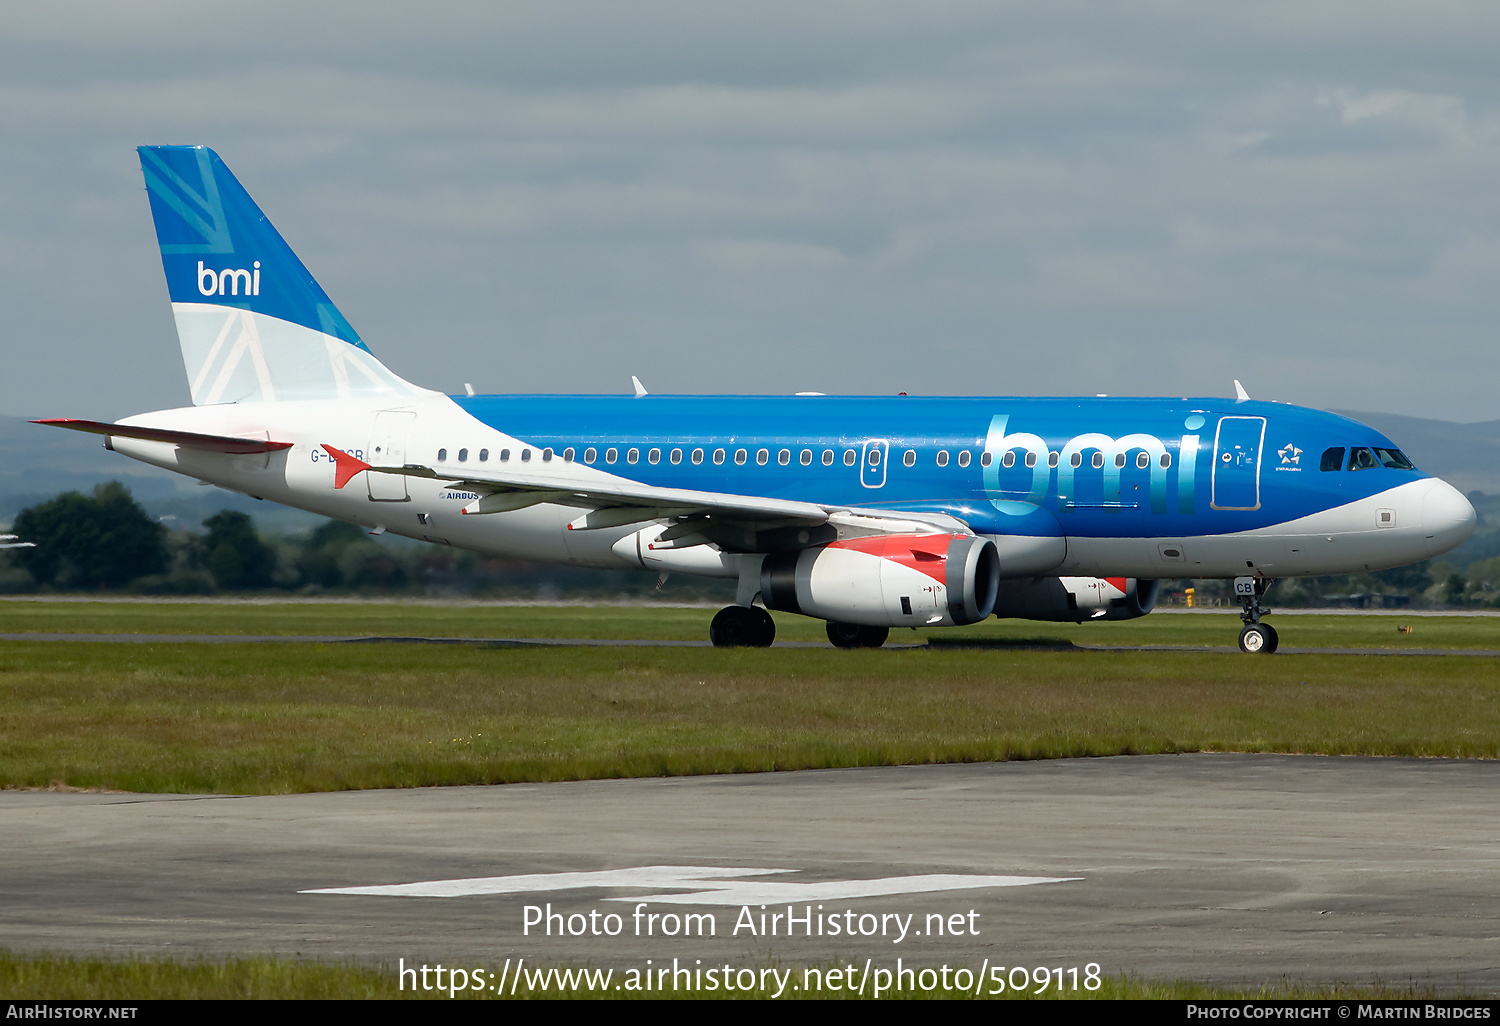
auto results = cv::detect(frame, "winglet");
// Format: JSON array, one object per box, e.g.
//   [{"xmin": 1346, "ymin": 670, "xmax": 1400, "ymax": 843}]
[
  {"xmin": 321, "ymin": 444, "xmax": 372, "ymax": 489},
  {"xmin": 632, "ymin": 375, "xmax": 648, "ymax": 398},
  {"xmin": 1233, "ymin": 379, "xmax": 1250, "ymax": 402}
]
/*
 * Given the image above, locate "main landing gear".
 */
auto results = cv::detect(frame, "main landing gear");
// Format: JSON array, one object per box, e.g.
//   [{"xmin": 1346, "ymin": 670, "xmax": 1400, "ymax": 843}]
[
  {"xmin": 1234, "ymin": 575, "xmax": 1279, "ymax": 654},
  {"xmin": 709, "ymin": 605, "xmax": 776, "ymax": 648},
  {"xmin": 825, "ymin": 622, "xmax": 889, "ymax": 649}
]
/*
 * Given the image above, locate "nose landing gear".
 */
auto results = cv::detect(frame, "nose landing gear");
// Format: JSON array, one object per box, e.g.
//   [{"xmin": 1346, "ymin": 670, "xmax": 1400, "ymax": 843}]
[{"xmin": 1234, "ymin": 576, "xmax": 1279, "ymax": 654}]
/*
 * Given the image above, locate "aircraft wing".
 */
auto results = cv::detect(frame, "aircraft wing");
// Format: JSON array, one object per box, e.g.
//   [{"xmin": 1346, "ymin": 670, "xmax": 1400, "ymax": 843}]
[
  {"xmin": 319, "ymin": 445, "xmax": 968, "ymax": 547},
  {"xmin": 34, "ymin": 419, "xmax": 294, "ymax": 455}
]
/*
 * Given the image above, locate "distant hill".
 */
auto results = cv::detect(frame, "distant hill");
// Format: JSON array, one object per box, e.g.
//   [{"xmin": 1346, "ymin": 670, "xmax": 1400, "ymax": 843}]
[{"xmin": 1333, "ymin": 410, "xmax": 1500, "ymax": 496}]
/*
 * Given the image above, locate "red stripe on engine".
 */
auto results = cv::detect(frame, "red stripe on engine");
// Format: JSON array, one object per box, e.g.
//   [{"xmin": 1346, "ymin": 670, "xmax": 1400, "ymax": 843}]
[{"xmin": 828, "ymin": 534, "xmax": 956, "ymax": 585}]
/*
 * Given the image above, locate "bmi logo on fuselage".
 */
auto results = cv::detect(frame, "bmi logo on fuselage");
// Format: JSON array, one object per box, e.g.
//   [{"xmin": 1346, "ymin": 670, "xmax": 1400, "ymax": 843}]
[{"xmin": 197, "ymin": 260, "xmax": 261, "ymax": 297}]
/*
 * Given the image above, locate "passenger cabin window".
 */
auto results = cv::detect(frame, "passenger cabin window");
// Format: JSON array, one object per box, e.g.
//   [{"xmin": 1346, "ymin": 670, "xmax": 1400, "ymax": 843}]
[
  {"xmin": 692, "ymin": 448, "xmax": 704, "ymax": 465},
  {"xmin": 1347, "ymin": 447, "xmax": 1378, "ymax": 471},
  {"xmin": 1069, "ymin": 452, "xmax": 1082, "ymax": 468},
  {"xmin": 1320, "ymin": 447, "xmax": 1345, "ymax": 472},
  {"xmin": 779, "ymin": 449, "xmax": 791, "ymax": 466},
  {"xmin": 670, "ymin": 449, "xmax": 682, "ymax": 465},
  {"xmin": 936, "ymin": 450, "xmax": 949, "ymax": 467},
  {"xmin": 1025, "ymin": 452, "xmax": 1037, "ymax": 468},
  {"xmin": 756, "ymin": 449, "xmax": 769, "ymax": 465},
  {"xmin": 437, "ymin": 448, "xmax": 447, "ymax": 461},
  {"xmin": 542, "ymin": 448, "xmax": 553, "ymax": 462},
  {"xmin": 735, "ymin": 449, "xmax": 747, "ymax": 465},
  {"xmin": 458, "ymin": 448, "xmax": 468, "ymax": 462},
  {"xmin": 1048, "ymin": 452, "xmax": 1059, "ymax": 468},
  {"xmin": 563, "ymin": 448, "xmax": 574, "ymax": 462},
  {"xmin": 627, "ymin": 448, "xmax": 639, "ymax": 464},
  {"xmin": 822, "ymin": 450, "xmax": 834, "ymax": 466},
  {"xmin": 500, "ymin": 448, "xmax": 511, "ymax": 462},
  {"xmin": 605, "ymin": 448, "xmax": 618, "ymax": 464},
  {"xmin": 980, "ymin": 452, "xmax": 992, "ymax": 468},
  {"xmin": 647, "ymin": 448, "xmax": 660, "ymax": 464},
  {"xmin": 957, "ymin": 451, "xmax": 971, "ymax": 468},
  {"xmin": 903, "ymin": 449, "xmax": 916, "ymax": 467},
  {"xmin": 521, "ymin": 449, "xmax": 532, "ymax": 462},
  {"xmin": 844, "ymin": 450, "xmax": 857, "ymax": 466},
  {"xmin": 1001, "ymin": 451, "xmax": 1014, "ymax": 468},
  {"xmin": 713, "ymin": 449, "xmax": 725, "ymax": 465},
  {"xmin": 479, "ymin": 448, "xmax": 489, "ymax": 462},
  {"xmin": 800, "ymin": 449, "xmax": 812, "ymax": 466},
  {"xmin": 1092, "ymin": 452, "xmax": 1105, "ymax": 469},
  {"xmin": 1159, "ymin": 453, "xmax": 1171, "ymax": 469},
  {"xmin": 584, "ymin": 447, "xmax": 596, "ymax": 464}
]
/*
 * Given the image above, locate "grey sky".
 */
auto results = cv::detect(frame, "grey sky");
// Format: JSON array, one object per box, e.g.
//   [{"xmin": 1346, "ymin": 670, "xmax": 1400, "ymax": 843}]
[{"xmin": 2, "ymin": 1, "xmax": 1497, "ymax": 422}]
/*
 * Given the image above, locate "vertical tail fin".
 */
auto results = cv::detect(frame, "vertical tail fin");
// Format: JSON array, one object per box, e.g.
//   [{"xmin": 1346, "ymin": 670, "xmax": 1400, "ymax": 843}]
[{"xmin": 138, "ymin": 145, "xmax": 428, "ymax": 405}]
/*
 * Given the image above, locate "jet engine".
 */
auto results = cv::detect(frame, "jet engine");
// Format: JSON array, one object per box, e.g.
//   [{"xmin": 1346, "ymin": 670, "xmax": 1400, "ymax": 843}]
[
  {"xmin": 759, "ymin": 533, "xmax": 1000, "ymax": 628},
  {"xmin": 991, "ymin": 576, "xmax": 1160, "ymax": 622}
]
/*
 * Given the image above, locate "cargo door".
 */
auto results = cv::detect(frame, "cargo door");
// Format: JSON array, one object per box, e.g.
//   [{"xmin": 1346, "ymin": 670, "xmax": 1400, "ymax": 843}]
[{"xmin": 368, "ymin": 410, "xmax": 416, "ymax": 502}]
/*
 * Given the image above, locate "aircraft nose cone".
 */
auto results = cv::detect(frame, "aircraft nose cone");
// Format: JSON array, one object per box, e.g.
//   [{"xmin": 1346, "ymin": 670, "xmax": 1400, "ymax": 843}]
[{"xmin": 1421, "ymin": 478, "xmax": 1476, "ymax": 558}]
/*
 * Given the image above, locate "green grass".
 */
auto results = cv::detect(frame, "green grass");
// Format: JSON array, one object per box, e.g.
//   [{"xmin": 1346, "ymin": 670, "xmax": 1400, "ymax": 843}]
[
  {"xmin": 3, "ymin": 598, "xmax": 1500, "ymax": 650},
  {"xmin": 2, "ymin": 605, "xmax": 1490, "ymax": 1001},
  {"xmin": 0, "ymin": 952, "xmax": 1459, "ymax": 1000},
  {"xmin": 2, "ymin": 640, "xmax": 1496, "ymax": 793}
]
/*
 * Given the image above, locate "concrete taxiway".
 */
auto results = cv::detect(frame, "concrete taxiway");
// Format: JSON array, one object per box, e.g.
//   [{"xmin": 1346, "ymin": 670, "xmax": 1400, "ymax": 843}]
[{"xmin": 1, "ymin": 754, "xmax": 1496, "ymax": 993}]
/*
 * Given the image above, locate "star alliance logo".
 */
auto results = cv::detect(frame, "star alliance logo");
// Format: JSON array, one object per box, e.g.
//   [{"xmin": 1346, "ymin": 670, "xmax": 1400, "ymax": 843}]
[{"xmin": 1278, "ymin": 444, "xmax": 1302, "ymax": 465}]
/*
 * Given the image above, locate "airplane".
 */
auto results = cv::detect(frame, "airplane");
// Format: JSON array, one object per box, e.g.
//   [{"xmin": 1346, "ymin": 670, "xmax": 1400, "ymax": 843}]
[{"xmin": 35, "ymin": 146, "xmax": 1477, "ymax": 653}]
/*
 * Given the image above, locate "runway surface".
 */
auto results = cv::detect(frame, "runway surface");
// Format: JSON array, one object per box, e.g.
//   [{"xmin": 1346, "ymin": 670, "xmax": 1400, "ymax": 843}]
[
  {"xmin": 5, "ymin": 631, "xmax": 1500, "ymax": 655},
  {"xmin": 2, "ymin": 754, "xmax": 1497, "ymax": 993}
]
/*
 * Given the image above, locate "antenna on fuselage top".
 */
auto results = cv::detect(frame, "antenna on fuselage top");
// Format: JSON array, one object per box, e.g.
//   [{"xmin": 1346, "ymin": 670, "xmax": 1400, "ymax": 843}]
[
  {"xmin": 1233, "ymin": 380, "xmax": 1251, "ymax": 402},
  {"xmin": 632, "ymin": 375, "xmax": 649, "ymax": 398}
]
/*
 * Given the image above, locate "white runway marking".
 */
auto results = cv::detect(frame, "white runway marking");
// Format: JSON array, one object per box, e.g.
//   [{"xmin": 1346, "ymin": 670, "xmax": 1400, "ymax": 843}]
[{"xmin": 302, "ymin": 865, "xmax": 1079, "ymax": 901}]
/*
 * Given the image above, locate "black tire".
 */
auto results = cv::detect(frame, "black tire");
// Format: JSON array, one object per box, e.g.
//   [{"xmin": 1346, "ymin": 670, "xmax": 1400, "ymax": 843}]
[
  {"xmin": 826, "ymin": 621, "xmax": 864, "ymax": 648},
  {"xmin": 710, "ymin": 606, "xmax": 756, "ymax": 648},
  {"xmin": 826, "ymin": 622, "xmax": 889, "ymax": 649},
  {"xmin": 751, "ymin": 607, "xmax": 776, "ymax": 648},
  {"xmin": 1259, "ymin": 622, "xmax": 1279, "ymax": 654},
  {"xmin": 1238, "ymin": 623, "xmax": 1278, "ymax": 654}
]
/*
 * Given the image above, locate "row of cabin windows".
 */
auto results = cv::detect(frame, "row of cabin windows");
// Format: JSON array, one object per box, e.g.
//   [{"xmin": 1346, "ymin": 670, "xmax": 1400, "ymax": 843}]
[
  {"xmin": 432, "ymin": 445, "xmax": 1174, "ymax": 470},
  {"xmin": 1319, "ymin": 447, "xmax": 1416, "ymax": 472},
  {"xmin": 436, "ymin": 446, "xmax": 567, "ymax": 464}
]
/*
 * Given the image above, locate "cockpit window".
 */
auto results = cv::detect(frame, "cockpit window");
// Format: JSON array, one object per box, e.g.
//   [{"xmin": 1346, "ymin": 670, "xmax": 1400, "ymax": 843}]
[
  {"xmin": 1320, "ymin": 447, "xmax": 1345, "ymax": 472},
  {"xmin": 1347, "ymin": 447, "xmax": 1379, "ymax": 471},
  {"xmin": 1373, "ymin": 448, "xmax": 1416, "ymax": 470}
]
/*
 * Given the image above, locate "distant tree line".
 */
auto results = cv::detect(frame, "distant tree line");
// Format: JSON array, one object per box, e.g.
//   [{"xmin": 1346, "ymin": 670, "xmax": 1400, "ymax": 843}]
[
  {"xmin": 5, "ymin": 480, "xmax": 1500, "ymax": 607},
  {"xmin": 0, "ymin": 481, "xmax": 733, "ymax": 600}
]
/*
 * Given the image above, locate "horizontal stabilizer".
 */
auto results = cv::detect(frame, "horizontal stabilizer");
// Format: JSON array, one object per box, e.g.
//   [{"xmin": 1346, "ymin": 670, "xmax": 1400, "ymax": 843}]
[{"xmin": 34, "ymin": 419, "xmax": 292, "ymax": 455}]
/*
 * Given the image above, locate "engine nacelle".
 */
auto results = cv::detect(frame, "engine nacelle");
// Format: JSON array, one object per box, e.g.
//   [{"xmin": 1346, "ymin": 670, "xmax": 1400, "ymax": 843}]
[
  {"xmin": 991, "ymin": 576, "xmax": 1160, "ymax": 622},
  {"xmin": 760, "ymin": 533, "xmax": 1000, "ymax": 628}
]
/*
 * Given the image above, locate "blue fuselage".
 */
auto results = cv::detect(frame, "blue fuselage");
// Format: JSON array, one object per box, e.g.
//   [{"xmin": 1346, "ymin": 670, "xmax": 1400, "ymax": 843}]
[{"xmin": 454, "ymin": 393, "xmax": 1419, "ymax": 542}]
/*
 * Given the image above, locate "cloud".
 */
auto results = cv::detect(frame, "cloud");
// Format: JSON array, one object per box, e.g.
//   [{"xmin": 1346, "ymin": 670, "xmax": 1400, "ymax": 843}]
[{"xmin": 2, "ymin": 2, "xmax": 1499, "ymax": 420}]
